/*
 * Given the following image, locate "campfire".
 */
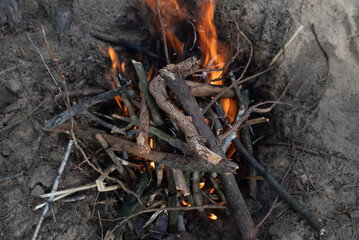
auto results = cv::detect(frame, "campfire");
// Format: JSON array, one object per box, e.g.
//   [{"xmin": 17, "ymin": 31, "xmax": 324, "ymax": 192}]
[{"xmin": 34, "ymin": 0, "xmax": 325, "ymax": 239}]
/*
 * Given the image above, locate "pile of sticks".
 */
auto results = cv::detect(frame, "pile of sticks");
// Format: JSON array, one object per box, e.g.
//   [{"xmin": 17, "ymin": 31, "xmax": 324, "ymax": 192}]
[
  {"xmin": 42, "ymin": 49, "xmax": 324, "ymax": 239},
  {"xmin": 32, "ymin": 2, "xmax": 324, "ymax": 237}
]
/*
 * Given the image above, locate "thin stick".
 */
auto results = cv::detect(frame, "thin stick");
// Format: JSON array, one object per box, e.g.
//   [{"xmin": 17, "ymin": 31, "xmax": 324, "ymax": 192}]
[
  {"xmin": 26, "ymin": 32, "xmax": 60, "ymax": 89},
  {"xmin": 0, "ymin": 172, "xmax": 23, "ymax": 182},
  {"xmin": 98, "ymin": 210, "xmax": 104, "ymax": 240},
  {"xmin": 41, "ymin": 26, "xmax": 145, "ymax": 209},
  {"xmin": 154, "ymin": 0, "xmax": 170, "ymax": 65},
  {"xmin": 54, "ymin": 211, "xmax": 77, "ymax": 240},
  {"xmin": 0, "ymin": 66, "xmax": 17, "ymax": 76},
  {"xmin": 132, "ymin": 60, "xmax": 164, "ymax": 126},
  {"xmin": 202, "ymin": 66, "xmax": 276, "ymax": 114},
  {"xmin": 219, "ymin": 79, "xmax": 292, "ymax": 142},
  {"xmin": 41, "ymin": 26, "xmax": 73, "ymax": 131},
  {"xmin": 256, "ymin": 155, "xmax": 297, "ymax": 228},
  {"xmin": 35, "ymin": 193, "xmax": 72, "ymax": 210},
  {"xmin": 0, "ymin": 92, "xmax": 54, "ymax": 134},
  {"xmin": 31, "ymin": 140, "xmax": 74, "ymax": 240},
  {"xmin": 232, "ymin": 140, "xmax": 325, "ymax": 234},
  {"xmin": 269, "ymin": 25, "xmax": 303, "ymax": 67}
]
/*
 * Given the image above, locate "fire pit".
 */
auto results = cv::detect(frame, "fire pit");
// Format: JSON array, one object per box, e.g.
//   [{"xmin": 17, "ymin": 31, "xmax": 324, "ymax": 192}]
[{"xmin": 0, "ymin": 0, "xmax": 330, "ymax": 239}]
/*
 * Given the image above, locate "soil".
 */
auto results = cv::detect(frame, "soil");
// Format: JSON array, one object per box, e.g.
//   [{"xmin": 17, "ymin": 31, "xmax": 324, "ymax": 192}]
[{"xmin": 1, "ymin": 0, "xmax": 358, "ymax": 239}]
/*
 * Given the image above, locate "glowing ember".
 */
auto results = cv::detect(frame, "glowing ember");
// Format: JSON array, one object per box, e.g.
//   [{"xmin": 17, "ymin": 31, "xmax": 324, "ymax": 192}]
[
  {"xmin": 181, "ymin": 200, "xmax": 191, "ymax": 206},
  {"xmin": 199, "ymin": 182, "xmax": 205, "ymax": 189},
  {"xmin": 208, "ymin": 213, "xmax": 217, "ymax": 220},
  {"xmin": 149, "ymin": 138, "xmax": 154, "ymax": 148},
  {"xmin": 209, "ymin": 188, "xmax": 215, "ymax": 194},
  {"xmin": 149, "ymin": 161, "xmax": 155, "ymax": 169},
  {"xmin": 144, "ymin": 0, "xmax": 185, "ymax": 54},
  {"xmin": 120, "ymin": 62, "xmax": 125, "ymax": 74}
]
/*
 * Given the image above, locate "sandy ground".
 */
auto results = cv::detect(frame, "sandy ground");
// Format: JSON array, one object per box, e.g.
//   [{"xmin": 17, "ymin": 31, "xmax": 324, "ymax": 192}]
[{"xmin": 0, "ymin": 0, "xmax": 358, "ymax": 239}]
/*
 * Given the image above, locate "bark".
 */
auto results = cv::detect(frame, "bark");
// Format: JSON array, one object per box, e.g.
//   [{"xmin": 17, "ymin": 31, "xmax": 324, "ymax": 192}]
[
  {"xmin": 137, "ymin": 97, "xmax": 151, "ymax": 153},
  {"xmin": 149, "ymin": 75, "xmax": 221, "ymax": 165},
  {"xmin": 185, "ymin": 80, "xmax": 235, "ymax": 98}
]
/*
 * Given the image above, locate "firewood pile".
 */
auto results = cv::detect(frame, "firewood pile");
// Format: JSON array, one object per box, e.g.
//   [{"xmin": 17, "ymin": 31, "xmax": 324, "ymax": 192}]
[{"xmin": 34, "ymin": 0, "xmax": 325, "ymax": 239}]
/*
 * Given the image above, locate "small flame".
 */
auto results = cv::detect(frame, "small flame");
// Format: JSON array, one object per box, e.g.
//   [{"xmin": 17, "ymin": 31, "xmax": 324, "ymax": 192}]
[
  {"xmin": 209, "ymin": 188, "xmax": 215, "ymax": 194},
  {"xmin": 181, "ymin": 200, "xmax": 191, "ymax": 207},
  {"xmin": 120, "ymin": 62, "xmax": 125, "ymax": 74},
  {"xmin": 144, "ymin": 0, "xmax": 185, "ymax": 54},
  {"xmin": 149, "ymin": 138, "xmax": 154, "ymax": 148},
  {"xmin": 108, "ymin": 46, "xmax": 126, "ymax": 75},
  {"xmin": 208, "ymin": 213, "xmax": 217, "ymax": 220},
  {"xmin": 149, "ymin": 161, "xmax": 155, "ymax": 169},
  {"xmin": 108, "ymin": 46, "xmax": 121, "ymax": 73},
  {"xmin": 111, "ymin": 82, "xmax": 123, "ymax": 110},
  {"xmin": 147, "ymin": 64, "xmax": 155, "ymax": 82},
  {"xmin": 108, "ymin": 46, "xmax": 128, "ymax": 115},
  {"xmin": 225, "ymin": 142, "xmax": 237, "ymax": 158},
  {"xmin": 199, "ymin": 182, "xmax": 205, "ymax": 189}
]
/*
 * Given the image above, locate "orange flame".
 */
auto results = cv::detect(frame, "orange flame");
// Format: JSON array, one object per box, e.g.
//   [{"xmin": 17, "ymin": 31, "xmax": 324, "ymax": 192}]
[
  {"xmin": 149, "ymin": 138, "xmax": 154, "ymax": 148},
  {"xmin": 196, "ymin": 0, "xmax": 226, "ymax": 84},
  {"xmin": 208, "ymin": 213, "xmax": 217, "ymax": 220},
  {"xmin": 144, "ymin": 0, "xmax": 185, "ymax": 54},
  {"xmin": 108, "ymin": 46, "xmax": 121, "ymax": 73},
  {"xmin": 196, "ymin": 0, "xmax": 237, "ymax": 124},
  {"xmin": 199, "ymin": 182, "xmax": 205, "ymax": 189},
  {"xmin": 147, "ymin": 64, "xmax": 155, "ymax": 82},
  {"xmin": 120, "ymin": 62, "xmax": 125, "ymax": 74},
  {"xmin": 107, "ymin": 46, "xmax": 128, "ymax": 115},
  {"xmin": 181, "ymin": 200, "xmax": 191, "ymax": 207},
  {"xmin": 149, "ymin": 161, "xmax": 155, "ymax": 169}
]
